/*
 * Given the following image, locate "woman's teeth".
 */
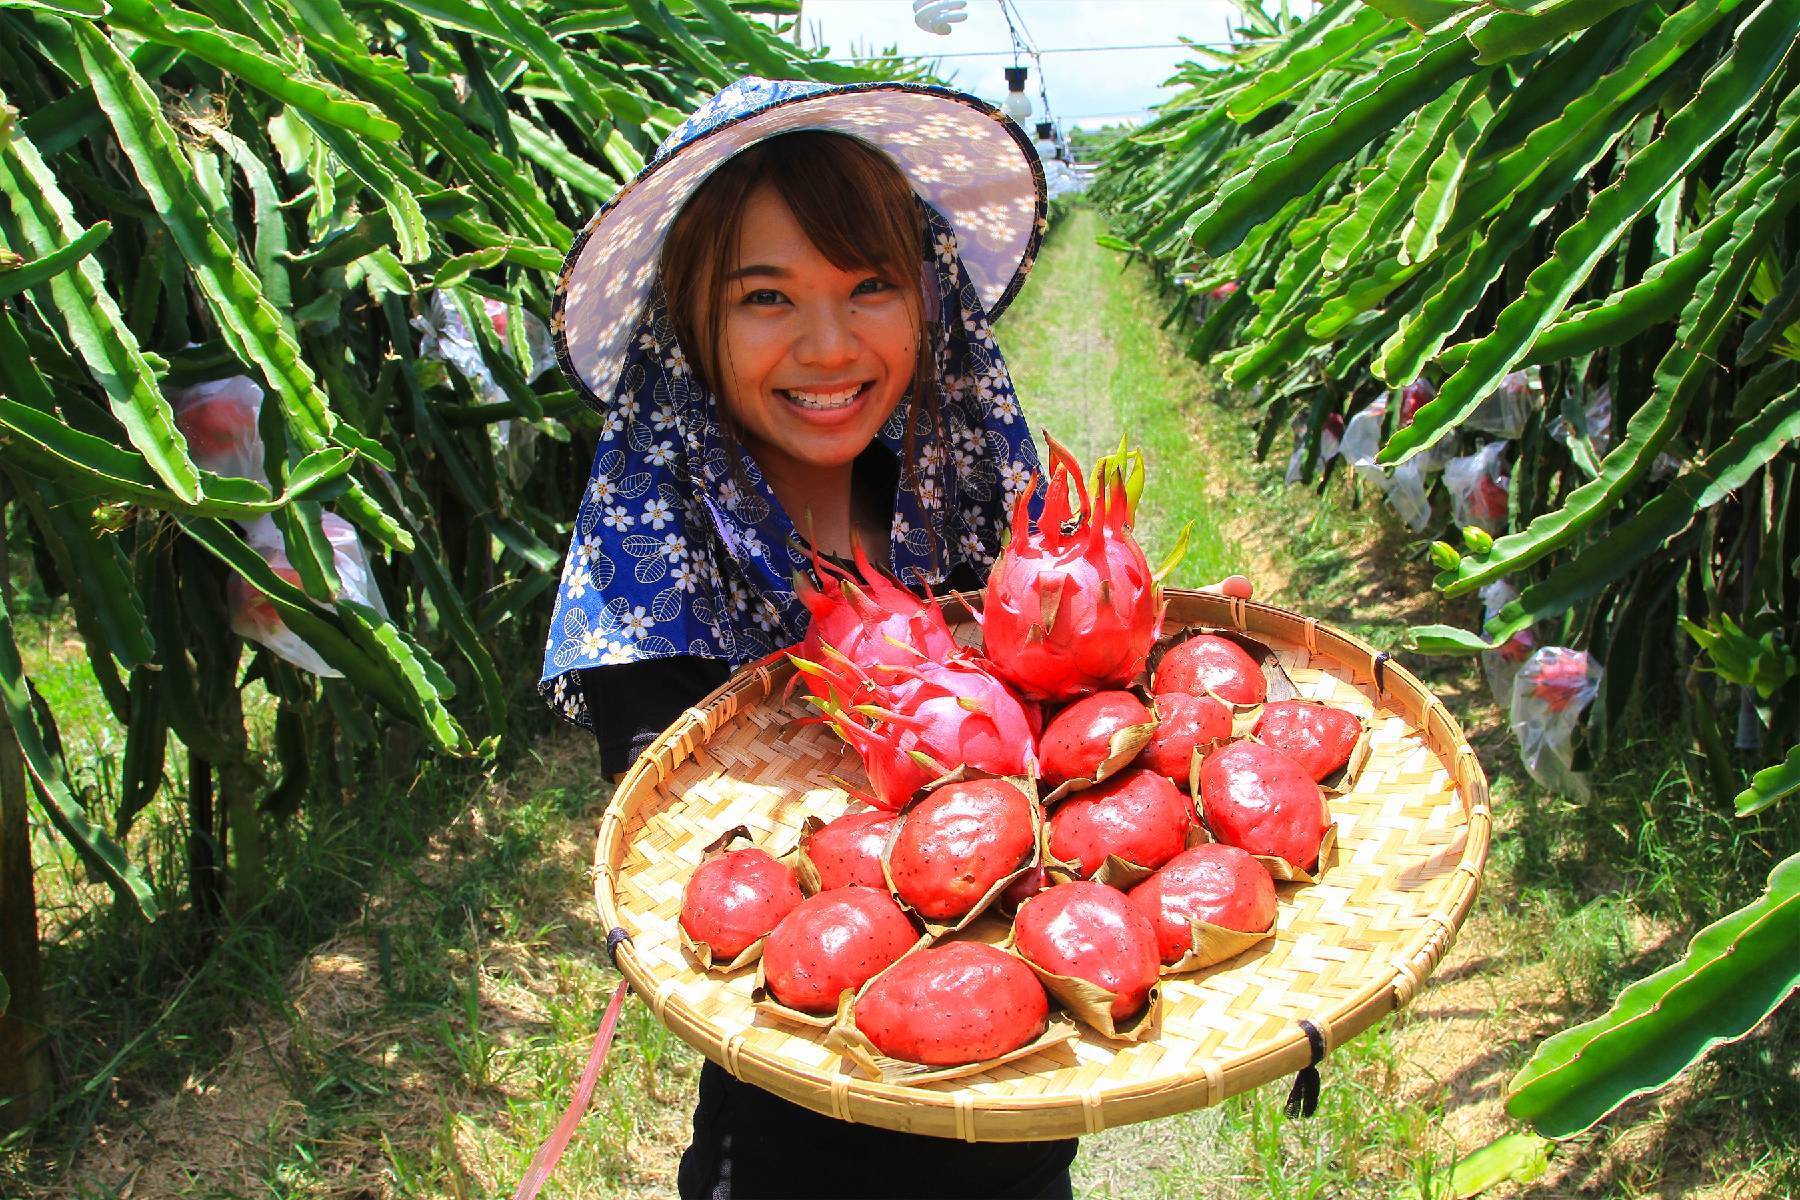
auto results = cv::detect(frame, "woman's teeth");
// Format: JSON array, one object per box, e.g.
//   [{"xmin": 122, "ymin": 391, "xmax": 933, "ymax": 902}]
[{"xmin": 784, "ymin": 385, "xmax": 863, "ymax": 410}]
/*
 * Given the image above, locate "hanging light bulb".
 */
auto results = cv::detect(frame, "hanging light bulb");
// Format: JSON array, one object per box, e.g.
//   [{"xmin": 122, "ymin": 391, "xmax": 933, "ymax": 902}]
[
  {"xmin": 1001, "ymin": 66, "xmax": 1033, "ymax": 121},
  {"xmin": 911, "ymin": 0, "xmax": 968, "ymax": 36},
  {"xmin": 1032, "ymin": 121, "xmax": 1057, "ymax": 160}
]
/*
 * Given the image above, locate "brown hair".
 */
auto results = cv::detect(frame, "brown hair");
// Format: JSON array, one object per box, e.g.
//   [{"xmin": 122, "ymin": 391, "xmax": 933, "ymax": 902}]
[{"xmin": 659, "ymin": 131, "xmax": 946, "ymax": 556}]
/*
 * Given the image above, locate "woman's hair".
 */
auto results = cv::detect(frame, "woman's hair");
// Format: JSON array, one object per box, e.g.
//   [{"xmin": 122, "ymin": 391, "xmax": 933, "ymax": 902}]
[{"xmin": 659, "ymin": 131, "xmax": 946, "ymax": 557}]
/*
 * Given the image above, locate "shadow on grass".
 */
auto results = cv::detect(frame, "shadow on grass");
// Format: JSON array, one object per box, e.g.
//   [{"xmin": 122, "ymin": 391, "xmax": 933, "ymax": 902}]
[{"xmin": 3, "ymin": 670, "xmax": 635, "ymax": 1195}]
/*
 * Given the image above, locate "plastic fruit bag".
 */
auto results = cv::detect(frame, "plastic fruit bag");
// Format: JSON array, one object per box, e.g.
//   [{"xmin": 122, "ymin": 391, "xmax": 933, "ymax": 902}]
[
  {"xmin": 1468, "ymin": 369, "xmax": 1538, "ymax": 439},
  {"xmin": 1283, "ymin": 411, "xmax": 1344, "ymax": 484},
  {"xmin": 1396, "ymin": 377, "xmax": 1435, "ymax": 427},
  {"xmin": 1444, "ymin": 441, "xmax": 1511, "ymax": 533},
  {"xmin": 1551, "ymin": 385, "xmax": 1614, "ymax": 463},
  {"xmin": 167, "ymin": 375, "xmax": 267, "ymax": 483},
  {"xmin": 1479, "ymin": 580, "xmax": 1538, "ymax": 709},
  {"xmin": 1343, "ymin": 395, "xmax": 1434, "ymax": 530},
  {"xmin": 229, "ymin": 514, "xmax": 390, "ymax": 677},
  {"xmin": 1509, "ymin": 646, "xmax": 1602, "ymax": 797}
]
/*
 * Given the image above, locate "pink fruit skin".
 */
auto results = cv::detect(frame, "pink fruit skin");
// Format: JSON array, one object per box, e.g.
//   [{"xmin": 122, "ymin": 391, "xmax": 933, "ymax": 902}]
[
  {"xmin": 1140, "ymin": 692, "xmax": 1233, "ymax": 782},
  {"xmin": 1039, "ymin": 691, "xmax": 1153, "ymax": 786},
  {"xmin": 1199, "ymin": 741, "xmax": 1329, "ymax": 870},
  {"xmin": 815, "ymin": 654, "xmax": 1040, "ymax": 810},
  {"xmin": 1048, "ymin": 768, "xmax": 1193, "ymax": 878},
  {"xmin": 890, "ymin": 779, "xmax": 1036, "ymax": 921},
  {"xmin": 680, "ymin": 848, "xmax": 805, "ymax": 960},
  {"xmin": 1013, "ymin": 882, "xmax": 1160, "ymax": 1019},
  {"xmin": 806, "ymin": 811, "xmax": 899, "ymax": 891},
  {"xmin": 1254, "ymin": 701, "xmax": 1361, "ymax": 782},
  {"xmin": 762, "ymin": 887, "xmax": 918, "ymax": 1013},
  {"xmin": 1154, "ymin": 634, "xmax": 1267, "ymax": 705},
  {"xmin": 794, "ymin": 539, "xmax": 960, "ymax": 705},
  {"xmin": 1129, "ymin": 844, "xmax": 1278, "ymax": 963},
  {"xmin": 982, "ymin": 438, "xmax": 1164, "ymax": 702},
  {"xmin": 854, "ymin": 942, "xmax": 1049, "ymax": 1065}
]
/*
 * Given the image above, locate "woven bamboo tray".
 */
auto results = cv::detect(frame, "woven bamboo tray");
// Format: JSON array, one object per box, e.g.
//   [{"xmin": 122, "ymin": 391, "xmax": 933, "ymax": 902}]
[{"xmin": 594, "ymin": 589, "xmax": 1490, "ymax": 1141}]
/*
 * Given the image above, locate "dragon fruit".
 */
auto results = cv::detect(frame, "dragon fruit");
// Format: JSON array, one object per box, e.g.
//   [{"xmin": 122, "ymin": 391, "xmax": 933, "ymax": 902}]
[
  {"xmin": 762, "ymin": 887, "xmax": 918, "ymax": 1013},
  {"xmin": 791, "ymin": 538, "xmax": 959, "ymax": 705},
  {"xmin": 1128, "ymin": 844, "xmax": 1278, "ymax": 964},
  {"xmin": 801, "ymin": 652, "xmax": 1041, "ymax": 810},
  {"xmin": 1038, "ymin": 690, "xmax": 1155, "ymax": 787},
  {"xmin": 1047, "ymin": 767, "xmax": 1193, "ymax": 878},
  {"xmin": 680, "ymin": 848, "xmax": 805, "ymax": 963},
  {"xmin": 887, "ymin": 777, "xmax": 1036, "ymax": 922},
  {"xmin": 1140, "ymin": 692, "xmax": 1233, "ymax": 784},
  {"xmin": 1199, "ymin": 741, "xmax": 1329, "ymax": 871},
  {"xmin": 853, "ymin": 942, "xmax": 1049, "ymax": 1065},
  {"xmin": 1013, "ymin": 882, "xmax": 1160, "ymax": 1020},
  {"xmin": 1254, "ymin": 701, "xmax": 1361, "ymax": 782},
  {"xmin": 1154, "ymin": 633, "xmax": 1266, "ymax": 706},
  {"xmin": 980, "ymin": 435, "xmax": 1174, "ymax": 702},
  {"xmin": 803, "ymin": 810, "xmax": 899, "ymax": 891}
]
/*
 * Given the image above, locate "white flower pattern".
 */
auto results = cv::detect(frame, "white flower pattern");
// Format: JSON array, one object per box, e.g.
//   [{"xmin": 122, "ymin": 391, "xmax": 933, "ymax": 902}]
[{"xmin": 540, "ymin": 203, "xmax": 1045, "ymax": 729}]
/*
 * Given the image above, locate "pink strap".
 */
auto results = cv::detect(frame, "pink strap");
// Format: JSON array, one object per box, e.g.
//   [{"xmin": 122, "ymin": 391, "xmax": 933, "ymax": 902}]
[{"xmin": 513, "ymin": 976, "xmax": 631, "ymax": 1200}]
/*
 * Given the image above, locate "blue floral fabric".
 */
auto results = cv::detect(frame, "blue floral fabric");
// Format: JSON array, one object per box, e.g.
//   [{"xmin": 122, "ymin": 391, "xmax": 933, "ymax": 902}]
[{"xmin": 539, "ymin": 206, "xmax": 1044, "ymax": 728}]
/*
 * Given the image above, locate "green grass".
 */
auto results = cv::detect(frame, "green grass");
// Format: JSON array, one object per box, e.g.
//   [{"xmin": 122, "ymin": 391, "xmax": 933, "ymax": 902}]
[{"xmin": 1004, "ymin": 205, "xmax": 1235, "ymax": 588}]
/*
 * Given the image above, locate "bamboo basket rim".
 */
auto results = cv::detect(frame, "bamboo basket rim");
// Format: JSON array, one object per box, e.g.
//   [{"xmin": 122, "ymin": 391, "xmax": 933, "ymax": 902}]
[{"xmin": 593, "ymin": 590, "xmax": 1491, "ymax": 1141}]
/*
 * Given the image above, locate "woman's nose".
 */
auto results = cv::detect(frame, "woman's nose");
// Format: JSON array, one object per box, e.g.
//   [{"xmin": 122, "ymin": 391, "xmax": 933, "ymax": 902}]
[{"xmin": 794, "ymin": 304, "xmax": 858, "ymax": 368}]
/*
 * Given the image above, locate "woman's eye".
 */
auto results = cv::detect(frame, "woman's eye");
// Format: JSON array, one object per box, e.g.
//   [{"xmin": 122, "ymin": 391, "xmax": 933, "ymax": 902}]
[
  {"xmin": 743, "ymin": 288, "xmax": 786, "ymax": 306},
  {"xmin": 853, "ymin": 277, "xmax": 895, "ymax": 297}
]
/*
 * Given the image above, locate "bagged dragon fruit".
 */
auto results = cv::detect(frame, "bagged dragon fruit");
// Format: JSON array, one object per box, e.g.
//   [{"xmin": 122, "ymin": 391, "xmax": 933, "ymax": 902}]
[
  {"xmin": 1444, "ymin": 442, "xmax": 1511, "ymax": 534},
  {"xmin": 1479, "ymin": 580, "xmax": 1538, "ymax": 709},
  {"xmin": 167, "ymin": 375, "xmax": 267, "ymax": 483},
  {"xmin": 1283, "ymin": 411, "xmax": 1345, "ymax": 485},
  {"xmin": 1467, "ymin": 369, "xmax": 1538, "ymax": 439},
  {"xmin": 229, "ymin": 514, "xmax": 390, "ymax": 677},
  {"xmin": 1551, "ymin": 385, "xmax": 1614, "ymax": 464},
  {"xmin": 1342, "ymin": 396, "xmax": 1434, "ymax": 532},
  {"xmin": 1509, "ymin": 646, "xmax": 1602, "ymax": 797}
]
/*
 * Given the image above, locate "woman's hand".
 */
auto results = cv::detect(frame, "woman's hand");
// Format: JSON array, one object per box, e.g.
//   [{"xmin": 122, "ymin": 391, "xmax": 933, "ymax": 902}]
[{"xmin": 1202, "ymin": 574, "xmax": 1254, "ymax": 600}]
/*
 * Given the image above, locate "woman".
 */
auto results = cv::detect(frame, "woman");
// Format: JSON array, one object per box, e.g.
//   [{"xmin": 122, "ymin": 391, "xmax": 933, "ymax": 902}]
[{"xmin": 540, "ymin": 77, "xmax": 1241, "ymax": 1200}]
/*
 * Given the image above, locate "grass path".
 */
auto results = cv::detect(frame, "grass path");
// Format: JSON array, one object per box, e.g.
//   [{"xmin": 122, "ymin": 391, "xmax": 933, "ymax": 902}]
[
  {"xmin": 28, "ymin": 207, "xmax": 1796, "ymax": 1199},
  {"xmin": 1002, "ymin": 206, "xmax": 1237, "ymax": 589}
]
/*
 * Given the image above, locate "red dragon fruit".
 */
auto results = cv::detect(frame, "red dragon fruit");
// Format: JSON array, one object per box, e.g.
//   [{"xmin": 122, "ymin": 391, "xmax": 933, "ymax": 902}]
[
  {"xmin": 803, "ymin": 810, "xmax": 900, "ymax": 891},
  {"xmin": 887, "ymin": 777, "xmax": 1036, "ymax": 922},
  {"xmin": 853, "ymin": 942, "xmax": 1049, "ymax": 1066},
  {"xmin": 762, "ymin": 887, "xmax": 918, "ymax": 1013},
  {"xmin": 791, "ymin": 538, "xmax": 960, "ymax": 705},
  {"xmin": 1013, "ymin": 881, "xmax": 1160, "ymax": 1020},
  {"xmin": 1199, "ymin": 741, "xmax": 1330, "ymax": 871},
  {"xmin": 1154, "ymin": 633, "xmax": 1267, "ymax": 706},
  {"xmin": 1128, "ymin": 844, "xmax": 1278, "ymax": 964},
  {"xmin": 1140, "ymin": 692, "xmax": 1233, "ymax": 784},
  {"xmin": 800, "ymin": 651, "xmax": 1041, "ymax": 810},
  {"xmin": 1038, "ymin": 690, "xmax": 1155, "ymax": 787},
  {"xmin": 1047, "ymin": 767, "xmax": 1194, "ymax": 878},
  {"xmin": 1255, "ymin": 701, "xmax": 1361, "ymax": 782},
  {"xmin": 680, "ymin": 848, "xmax": 805, "ymax": 963},
  {"xmin": 981, "ymin": 435, "xmax": 1176, "ymax": 702}
]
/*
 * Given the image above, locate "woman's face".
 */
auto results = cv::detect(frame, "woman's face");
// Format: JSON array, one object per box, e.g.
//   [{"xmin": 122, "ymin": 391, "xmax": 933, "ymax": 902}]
[{"xmin": 711, "ymin": 184, "xmax": 919, "ymax": 482}]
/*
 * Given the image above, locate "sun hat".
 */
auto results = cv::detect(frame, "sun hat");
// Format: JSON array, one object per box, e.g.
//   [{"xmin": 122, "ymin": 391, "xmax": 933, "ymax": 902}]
[{"xmin": 550, "ymin": 76, "xmax": 1048, "ymax": 413}]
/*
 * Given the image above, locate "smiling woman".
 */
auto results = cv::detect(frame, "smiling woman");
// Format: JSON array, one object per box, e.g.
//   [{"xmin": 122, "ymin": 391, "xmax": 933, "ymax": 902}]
[{"xmin": 659, "ymin": 131, "xmax": 940, "ymax": 564}]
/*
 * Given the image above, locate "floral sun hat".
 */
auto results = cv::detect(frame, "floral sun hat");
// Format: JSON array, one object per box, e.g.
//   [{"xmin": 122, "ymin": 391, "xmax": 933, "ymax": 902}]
[
  {"xmin": 539, "ymin": 78, "xmax": 1049, "ymax": 731},
  {"xmin": 551, "ymin": 76, "xmax": 1047, "ymax": 412}
]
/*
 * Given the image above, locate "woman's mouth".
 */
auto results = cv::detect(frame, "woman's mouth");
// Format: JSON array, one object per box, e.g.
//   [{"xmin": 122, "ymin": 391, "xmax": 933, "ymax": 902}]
[{"xmin": 779, "ymin": 382, "xmax": 870, "ymax": 411}]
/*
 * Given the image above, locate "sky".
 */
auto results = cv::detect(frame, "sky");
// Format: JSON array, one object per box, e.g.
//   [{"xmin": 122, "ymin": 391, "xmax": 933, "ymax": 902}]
[{"xmin": 794, "ymin": 1, "xmax": 1247, "ymax": 131}]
